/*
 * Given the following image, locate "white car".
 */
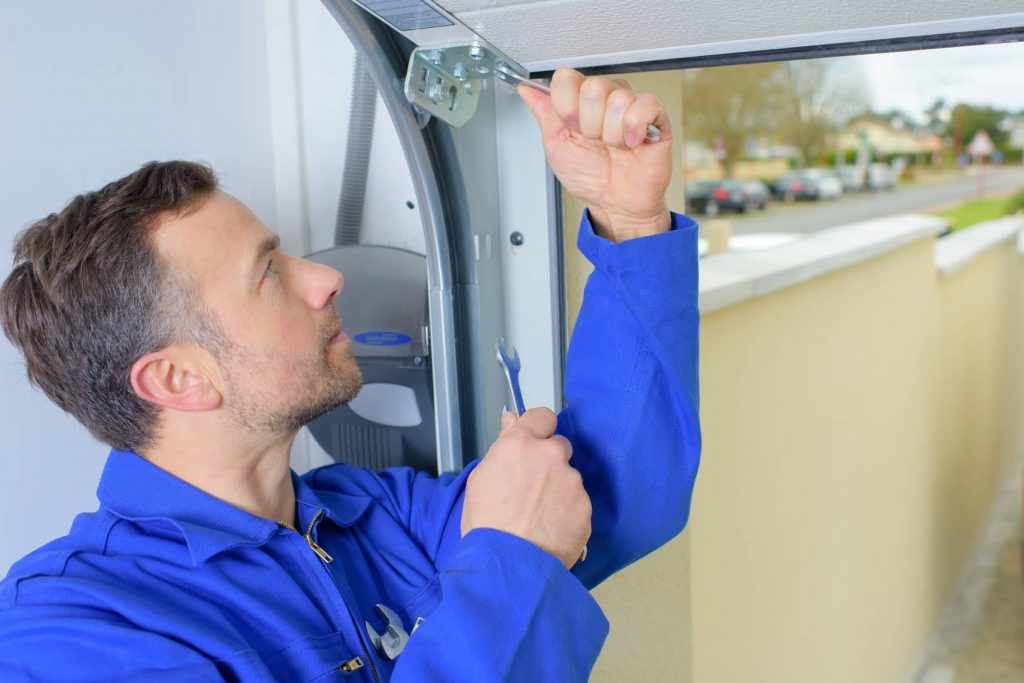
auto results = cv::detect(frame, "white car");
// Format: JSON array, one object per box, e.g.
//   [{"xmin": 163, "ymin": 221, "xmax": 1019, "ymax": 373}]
[
  {"xmin": 799, "ymin": 169, "xmax": 843, "ymax": 200},
  {"xmin": 867, "ymin": 163, "xmax": 897, "ymax": 191}
]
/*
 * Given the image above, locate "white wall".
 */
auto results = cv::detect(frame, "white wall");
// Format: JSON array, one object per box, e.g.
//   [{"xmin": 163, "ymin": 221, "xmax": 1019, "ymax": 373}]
[
  {"xmin": 0, "ymin": 0, "xmax": 416, "ymax": 573},
  {"xmin": 290, "ymin": 0, "xmax": 423, "ymax": 255}
]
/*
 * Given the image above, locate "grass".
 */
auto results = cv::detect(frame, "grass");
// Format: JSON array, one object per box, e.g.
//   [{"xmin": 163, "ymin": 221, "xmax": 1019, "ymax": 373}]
[{"xmin": 931, "ymin": 195, "xmax": 1013, "ymax": 233}]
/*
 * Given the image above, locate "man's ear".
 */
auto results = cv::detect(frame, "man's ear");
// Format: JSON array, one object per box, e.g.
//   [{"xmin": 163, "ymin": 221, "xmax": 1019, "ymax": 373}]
[{"xmin": 130, "ymin": 348, "xmax": 222, "ymax": 412}]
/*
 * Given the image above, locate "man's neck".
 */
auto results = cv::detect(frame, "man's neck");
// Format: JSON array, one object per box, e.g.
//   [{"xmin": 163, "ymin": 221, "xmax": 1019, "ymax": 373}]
[{"xmin": 141, "ymin": 418, "xmax": 299, "ymax": 527}]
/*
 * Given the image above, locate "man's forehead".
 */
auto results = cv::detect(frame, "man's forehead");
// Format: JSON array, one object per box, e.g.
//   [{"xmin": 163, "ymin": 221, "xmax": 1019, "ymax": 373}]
[{"xmin": 153, "ymin": 191, "xmax": 270, "ymax": 283}]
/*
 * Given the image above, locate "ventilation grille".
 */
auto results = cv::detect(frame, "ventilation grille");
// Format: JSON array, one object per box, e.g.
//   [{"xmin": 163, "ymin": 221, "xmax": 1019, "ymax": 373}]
[{"xmin": 328, "ymin": 422, "xmax": 404, "ymax": 471}]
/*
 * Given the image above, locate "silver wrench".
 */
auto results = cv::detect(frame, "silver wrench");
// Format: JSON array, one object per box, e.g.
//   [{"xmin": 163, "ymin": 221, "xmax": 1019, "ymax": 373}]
[
  {"xmin": 365, "ymin": 604, "xmax": 410, "ymax": 661},
  {"xmin": 495, "ymin": 337, "xmax": 587, "ymax": 564},
  {"xmin": 496, "ymin": 338, "xmax": 526, "ymax": 417},
  {"xmin": 494, "ymin": 65, "xmax": 662, "ymax": 143}
]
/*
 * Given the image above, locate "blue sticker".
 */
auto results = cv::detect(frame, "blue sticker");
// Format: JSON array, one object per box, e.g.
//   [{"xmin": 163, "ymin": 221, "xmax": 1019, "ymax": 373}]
[{"xmin": 354, "ymin": 331, "xmax": 412, "ymax": 347}]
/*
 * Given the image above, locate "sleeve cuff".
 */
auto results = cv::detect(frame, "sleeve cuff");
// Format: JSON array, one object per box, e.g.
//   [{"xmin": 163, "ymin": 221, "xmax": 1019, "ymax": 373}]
[
  {"xmin": 454, "ymin": 528, "xmax": 610, "ymax": 646},
  {"xmin": 578, "ymin": 210, "xmax": 698, "ymax": 272}
]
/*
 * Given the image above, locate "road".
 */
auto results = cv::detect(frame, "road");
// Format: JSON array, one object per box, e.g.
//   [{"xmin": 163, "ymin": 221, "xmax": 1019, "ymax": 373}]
[{"xmin": 721, "ymin": 166, "xmax": 1024, "ymax": 236}]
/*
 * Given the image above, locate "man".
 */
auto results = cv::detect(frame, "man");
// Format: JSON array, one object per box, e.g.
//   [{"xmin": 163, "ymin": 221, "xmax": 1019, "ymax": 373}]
[{"xmin": 0, "ymin": 69, "xmax": 700, "ymax": 681}]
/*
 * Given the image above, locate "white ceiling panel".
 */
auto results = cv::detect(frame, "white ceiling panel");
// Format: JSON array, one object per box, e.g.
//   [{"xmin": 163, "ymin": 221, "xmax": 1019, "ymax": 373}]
[{"xmin": 428, "ymin": 0, "xmax": 1024, "ymax": 70}]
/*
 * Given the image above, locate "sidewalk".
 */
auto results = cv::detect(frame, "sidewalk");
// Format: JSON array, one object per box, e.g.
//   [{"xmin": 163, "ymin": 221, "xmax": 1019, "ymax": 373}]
[{"xmin": 915, "ymin": 452, "xmax": 1024, "ymax": 683}]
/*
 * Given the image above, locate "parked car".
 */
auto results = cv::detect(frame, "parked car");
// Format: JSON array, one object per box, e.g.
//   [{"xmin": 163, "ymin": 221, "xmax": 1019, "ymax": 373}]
[
  {"xmin": 771, "ymin": 172, "xmax": 805, "ymax": 202},
  {"xmin": 836, "ymin": 165, "xmax": 867, "ymax": 192},
  {"xmin": 685, "ymin": 180, "xmax": 753, "ymax": 216},
  {"xmin": 799, "ymin": 169, "xmax": 843, "ymax": 200},
  {"xmin": 771, "ymin": 170, "xmax": 842, "ymax": 201},
  {"xmin": 866, "ymin": 162, "xmax": 897, "ymax": 191},
  {"xmin": 741, "ymin": 180, "xmax": 770, "ymax": 210}
]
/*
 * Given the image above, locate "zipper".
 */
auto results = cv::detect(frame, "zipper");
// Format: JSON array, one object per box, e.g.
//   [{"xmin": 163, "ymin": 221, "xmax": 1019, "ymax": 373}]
[
  {"xmin": 277, "ymin": 509, "xmax": 334, "ymax": 563},
  {"xmin": 340, "ymin": 656, "xmax": 364, "ymax": 672},
  {"xmin": 278, "ymin": 508, "xmax": 382, "ymax": 683}
]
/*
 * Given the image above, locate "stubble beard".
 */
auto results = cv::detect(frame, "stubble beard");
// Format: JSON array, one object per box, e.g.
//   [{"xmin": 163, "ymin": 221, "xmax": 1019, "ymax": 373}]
[{"xmin": 220, "ymin": 341, "xmax": 363, "ymax": 435}]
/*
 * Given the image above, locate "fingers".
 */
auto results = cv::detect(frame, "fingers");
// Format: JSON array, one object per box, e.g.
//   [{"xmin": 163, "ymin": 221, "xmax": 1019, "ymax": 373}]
[
  {"xmin": 515, "ymin": 407, "xmax": 558, "ymax": 439},
  {"xmin": 499, "ymin": 409, "xmax": 518, "ymax": 436},
  {"xmin": 625, "ymin": 92, "xmax": 672, "ymax": 145},
  {"xmin": 547, "ymin": 68, "xmax": 669, "ymax": 149},
  {"xmin": 544, "ymin": 434, "xmax": 574, "ymax": 463},
  {"xmin": 517, "ymin": 84, "xmax": 567, "ymax": 146},
  {"xmin": 550, "ymin": 68, "xmax": 585, "ymax": 131},
  {"xmin": 578, "ymin": 76, "xmax": 618, "ymax": 140},
  {"xmin": 602, "ymin": 87, "xmax": 637, "ymax": 148}
]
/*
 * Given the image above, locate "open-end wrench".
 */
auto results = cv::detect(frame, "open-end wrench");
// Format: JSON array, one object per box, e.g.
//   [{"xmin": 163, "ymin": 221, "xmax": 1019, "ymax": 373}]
[
  {"xmin": 495, "ymin": 338, "xmax": 526, "ymax": 417},
  {"xmin": 495, "ymin": 338, "xmax": 587, "ymax": 564},
  {"xmin": 365, "ymin": 604, "xmax": 410, "ymax": 661}
]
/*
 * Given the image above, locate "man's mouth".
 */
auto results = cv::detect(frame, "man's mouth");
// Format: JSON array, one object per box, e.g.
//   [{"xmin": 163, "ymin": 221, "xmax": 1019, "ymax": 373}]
[{"xmin": 327, "ymin": 321, "xmax": 347, "ymax": 347}]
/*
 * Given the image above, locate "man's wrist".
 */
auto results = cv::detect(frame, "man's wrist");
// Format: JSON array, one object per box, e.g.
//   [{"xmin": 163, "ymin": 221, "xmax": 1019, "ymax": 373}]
[{"xmin": 587, "ymin": 205, "xmax": 671, "ymax": 243}]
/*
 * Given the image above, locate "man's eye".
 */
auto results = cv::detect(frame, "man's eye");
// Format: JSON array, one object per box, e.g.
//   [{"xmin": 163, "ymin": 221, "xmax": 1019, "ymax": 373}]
[{"xmin": 263, "ymin": 259, "xmax": 276, "ymax": 279}]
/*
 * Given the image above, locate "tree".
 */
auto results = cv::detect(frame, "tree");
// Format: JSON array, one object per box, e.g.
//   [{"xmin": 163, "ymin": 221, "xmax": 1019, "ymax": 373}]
[
  {"xmin": 772, "ymin": 59, "xmax": 867, "ymax": 166},
  {"xmin": 953, "ymin": 104, "xmax": 1008, "ymax": 149},
  {"xmin": 682, "ymin": 63, "xmax": 782, "ymax": 177}
]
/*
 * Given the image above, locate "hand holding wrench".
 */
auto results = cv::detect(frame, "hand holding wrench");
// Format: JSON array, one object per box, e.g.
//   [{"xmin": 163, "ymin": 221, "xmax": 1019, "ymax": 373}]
[{"xmin": 495, "ymin": 338, "xmax": 588, "ymax": 564}]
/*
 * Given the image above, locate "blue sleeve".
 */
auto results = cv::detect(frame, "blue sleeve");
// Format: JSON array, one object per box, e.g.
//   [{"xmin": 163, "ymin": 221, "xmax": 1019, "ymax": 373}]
[
  {"xmin": 0, "ymin": 605, "xmax": 223, "ymax": 682},
  {"xmin": 392, "ymin": 528, "xmax": 608, "ymax": 682},
  {"xmin": 561, "ymin": 211, "xmax": 702, "ymax": 590},
  {"xmin": 322, "ymin": 212, "xmax": 700, "ymax": 586}
]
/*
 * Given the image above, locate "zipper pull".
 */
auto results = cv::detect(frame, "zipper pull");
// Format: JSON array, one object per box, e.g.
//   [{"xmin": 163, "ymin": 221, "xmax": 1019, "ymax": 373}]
[
  {"xmin": 305, "ymin": 534, "xmax": 334, "ymax": 564},
  {"xmin": 339, "ymin": 656, "xmax": 364, "ymax": 672}
]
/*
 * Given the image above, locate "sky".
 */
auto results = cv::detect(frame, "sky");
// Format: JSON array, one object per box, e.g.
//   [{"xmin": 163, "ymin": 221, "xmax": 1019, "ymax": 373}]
[{"xmin": 850, "ymin": 41, "xmax": 1024, "ymax": 122}]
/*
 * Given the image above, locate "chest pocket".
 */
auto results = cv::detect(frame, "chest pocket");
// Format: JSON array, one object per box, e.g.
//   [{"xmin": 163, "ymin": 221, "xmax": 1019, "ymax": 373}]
[{"xmin": 259, "ymin": 630, "xmax": 367, "ymax": 681}]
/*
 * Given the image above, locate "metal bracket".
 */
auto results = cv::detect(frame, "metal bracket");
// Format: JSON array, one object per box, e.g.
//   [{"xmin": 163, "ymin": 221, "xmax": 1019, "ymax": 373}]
[{"xmin": 404, "ymin": 42, "xmax": 529, "ymax": 128}]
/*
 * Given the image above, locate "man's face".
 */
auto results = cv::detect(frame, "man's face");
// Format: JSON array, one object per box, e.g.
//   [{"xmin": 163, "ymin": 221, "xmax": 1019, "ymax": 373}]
[{"xmin": 154, "ymin": 191, "xmax": 362, "ymax": 434}]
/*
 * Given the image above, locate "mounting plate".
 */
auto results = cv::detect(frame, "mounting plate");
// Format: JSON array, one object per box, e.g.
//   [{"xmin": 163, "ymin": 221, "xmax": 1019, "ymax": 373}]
[{"xmin": 404, "ymin": 42, "xmax": 529, "ymax": 128}]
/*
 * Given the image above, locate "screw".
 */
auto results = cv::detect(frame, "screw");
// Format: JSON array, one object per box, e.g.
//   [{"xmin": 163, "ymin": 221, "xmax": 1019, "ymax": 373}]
[
  {"xmin": 427, "ymin": 79, "xmax": 447, "ymax": 105},
  {"xmin": 510, "ymin": 231, "xmax": 525, "ymax": 246},
  {"xmin": 469, "ymin": 45, "xmax": 484, "ymax": 60}
]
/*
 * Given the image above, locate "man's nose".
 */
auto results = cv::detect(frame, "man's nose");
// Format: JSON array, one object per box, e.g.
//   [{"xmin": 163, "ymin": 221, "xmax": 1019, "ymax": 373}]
[{"xmin": 303, "ymin": 260, "xmax": 344, "ymax": 311}]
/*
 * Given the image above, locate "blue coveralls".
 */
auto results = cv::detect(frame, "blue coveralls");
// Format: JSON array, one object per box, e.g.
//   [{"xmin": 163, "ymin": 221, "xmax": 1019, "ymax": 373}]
[{"xmin": 0, "ymin": 212, "xmax": 701, "ymax": 682}]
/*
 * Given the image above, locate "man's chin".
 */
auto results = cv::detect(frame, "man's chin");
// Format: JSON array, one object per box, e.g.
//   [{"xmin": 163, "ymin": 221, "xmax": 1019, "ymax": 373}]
[{"xmin": 291, "ymin": 371, "xmax": 363, "ymax": 430}]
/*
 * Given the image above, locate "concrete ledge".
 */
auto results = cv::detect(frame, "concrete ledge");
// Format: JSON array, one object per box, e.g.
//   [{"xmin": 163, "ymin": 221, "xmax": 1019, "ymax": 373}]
[
  {"xmin": 934, "ymin": 216, "xmax": 1024, "ymax": 277},
  {"xmin": 698, "ymin": 214, "xmax": 948, "ymax": 314}
]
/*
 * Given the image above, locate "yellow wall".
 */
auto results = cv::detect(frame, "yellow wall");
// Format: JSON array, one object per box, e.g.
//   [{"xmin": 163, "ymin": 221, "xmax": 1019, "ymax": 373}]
[
  {"xmin": 690, "ymin": 238, "xmax": 1023, "ymax": 683},
  {"xmin": 560, "ymin": 69, "xmax": 1023, "ymax": 683}
]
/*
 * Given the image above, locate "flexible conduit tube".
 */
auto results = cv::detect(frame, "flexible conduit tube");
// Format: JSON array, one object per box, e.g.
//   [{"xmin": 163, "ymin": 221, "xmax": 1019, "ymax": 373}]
[{"xmin": 335, "ymin": 54, "xmax": 377, "ymax": 246}]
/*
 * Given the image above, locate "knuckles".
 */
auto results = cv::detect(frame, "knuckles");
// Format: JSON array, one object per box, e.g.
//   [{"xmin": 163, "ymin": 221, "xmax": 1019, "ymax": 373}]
[
  {"xmin": 579, "ymin": 76, "xmax": 613, "ymax": 99},
  {"xmin": 606, "ymin": 88, "xmax": 636, "ymax": 110}
]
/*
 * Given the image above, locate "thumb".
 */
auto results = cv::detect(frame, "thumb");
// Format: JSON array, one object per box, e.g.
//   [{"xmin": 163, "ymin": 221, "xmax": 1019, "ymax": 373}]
[
  {"xmin": 517, "ymin": 84, "xmax": 566, "ymax": 144},
  {"xmin": 499, "ymin": 409, "xmax": 518, "ymax": 436}
]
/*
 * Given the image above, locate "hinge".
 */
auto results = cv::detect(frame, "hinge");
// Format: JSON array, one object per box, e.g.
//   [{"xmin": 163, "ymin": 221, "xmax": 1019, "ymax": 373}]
[{"xmin": 404, "ymin": 42, "xmax": 529, "ymax": 128}]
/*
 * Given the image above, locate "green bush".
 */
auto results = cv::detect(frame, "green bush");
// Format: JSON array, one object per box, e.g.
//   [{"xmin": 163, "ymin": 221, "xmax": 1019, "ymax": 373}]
[
  {"xmin": 1005, "ymin": 188, "xmax": 1024, "ymax": 215},
  {"xmin": 996, "ymin": 146, "xmax": 1023, "ymax": 164}
]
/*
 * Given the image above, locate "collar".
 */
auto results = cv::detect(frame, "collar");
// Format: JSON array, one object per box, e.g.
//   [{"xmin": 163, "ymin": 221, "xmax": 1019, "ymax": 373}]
[{"xmin": 97, "ymin": 449, "xmax": 370, "ymax": 565}]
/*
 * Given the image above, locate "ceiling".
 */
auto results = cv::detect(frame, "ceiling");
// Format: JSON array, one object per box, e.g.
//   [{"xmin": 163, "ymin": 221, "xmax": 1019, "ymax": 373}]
[{"xmin": 429, "ymin": 0, "xmax": 1024, "ymax": 71}]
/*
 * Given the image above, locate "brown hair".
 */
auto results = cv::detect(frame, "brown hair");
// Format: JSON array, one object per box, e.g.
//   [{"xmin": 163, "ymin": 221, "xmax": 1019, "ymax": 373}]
[{"xmin": 0, "ymin": 161, "xmax": 219, "ymax": 452}]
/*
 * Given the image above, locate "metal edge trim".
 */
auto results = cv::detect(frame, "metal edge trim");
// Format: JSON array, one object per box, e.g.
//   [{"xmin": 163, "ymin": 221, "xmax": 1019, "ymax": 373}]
[{"xmin": 319, "ymin": 0, "xmax": 462, "ymax": 473}]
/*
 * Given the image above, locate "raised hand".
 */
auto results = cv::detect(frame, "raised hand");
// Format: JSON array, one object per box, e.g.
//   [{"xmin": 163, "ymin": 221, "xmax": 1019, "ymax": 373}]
[{"xmin": 518, "ymin": 68, "xmax": 673, "ymax": 242}]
